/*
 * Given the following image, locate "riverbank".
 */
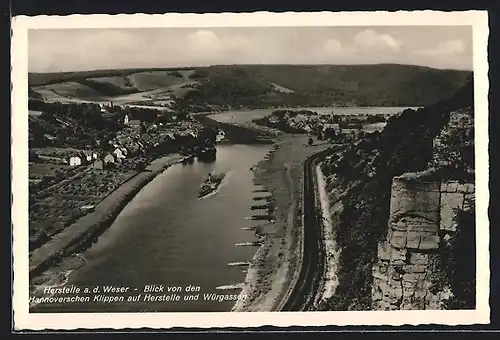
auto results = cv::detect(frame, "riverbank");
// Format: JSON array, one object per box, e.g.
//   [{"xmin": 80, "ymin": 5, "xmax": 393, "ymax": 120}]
[
  {"xmin": 29, "ymin": 155, "xmax": 183, "ymax": 290},
  {"xmin": 232, "ymin": 133, "xmax": 330, "ymax": 311}
]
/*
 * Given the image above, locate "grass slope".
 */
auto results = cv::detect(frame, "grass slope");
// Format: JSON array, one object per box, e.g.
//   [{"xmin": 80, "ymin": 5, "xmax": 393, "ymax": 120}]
[
  {"xmin": 32, "ymin": 82, "xmax": 103, "ymax": 100},
  {"xmin": 30, "ymin": 68, "xmax": 197, "ymax": 101},
  {"xmin": 128, "ymin": 71, "xmax": 187, "ymax": 91},
  {"xmin": 28, "ymin": 67, "xmax": 195, "ymax": 86}
]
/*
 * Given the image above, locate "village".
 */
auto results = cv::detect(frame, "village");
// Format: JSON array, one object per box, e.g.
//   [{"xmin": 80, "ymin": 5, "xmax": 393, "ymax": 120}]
[
  {"xmin": 254, "ymin": 109, "xmax": 392, "ymax": 142},
  {"xmin": 28, "ymin": 101, "xmax": 215, "ymax": 251}
]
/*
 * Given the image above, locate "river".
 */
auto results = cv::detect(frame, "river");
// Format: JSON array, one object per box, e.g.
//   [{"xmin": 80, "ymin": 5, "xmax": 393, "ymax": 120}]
[
  {"xmin": 34, "ymin": 144, "xmax": 271, "ymax": 313},
  {"xmin": 32, "ymin": 106, "xmax": 409, "ymax": 313}
]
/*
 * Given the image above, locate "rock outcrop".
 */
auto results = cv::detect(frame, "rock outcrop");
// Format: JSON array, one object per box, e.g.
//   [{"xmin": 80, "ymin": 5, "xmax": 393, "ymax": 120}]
[
  {"xmin": 371, "ymin": 108, "xmax": 475, "ymax": 310},
  {"xmin": 321, "ymin": 78, "xmax": 475, "ymax": 311},
  {"xmin": 372, "ymin": 177, "xmax": 474, "ymax": 310}
]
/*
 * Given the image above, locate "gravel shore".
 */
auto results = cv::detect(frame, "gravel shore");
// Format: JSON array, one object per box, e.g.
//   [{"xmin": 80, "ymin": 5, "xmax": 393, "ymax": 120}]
[{"xmin": 232, "ymin": 133, "xmax": 330, "ymax": 311}]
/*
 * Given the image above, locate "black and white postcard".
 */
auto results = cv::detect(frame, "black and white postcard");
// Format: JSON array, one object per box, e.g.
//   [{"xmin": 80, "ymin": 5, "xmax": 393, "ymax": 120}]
[{"xmin": 11, "ymin": 10, "xmax": 490, "ymax": 330}]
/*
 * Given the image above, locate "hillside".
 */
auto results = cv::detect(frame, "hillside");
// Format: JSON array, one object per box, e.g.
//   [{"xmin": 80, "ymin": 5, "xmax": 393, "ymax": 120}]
[
  {"xmin": 317, "ymin": 76, "xmax": 475, "ymax": 310},
  {"xmin": 176, "ymin": 64, "xmax": 471, "ymax": 109},
  {"xmin": 28, "ymin": 67, "xmax": 195, "ymax": 86},
  {"xmin": 29, "ymin": 67, "xmax": 198, "ymax": 105},
  {"xmin": 29, "ymin": 64, "xmax": 471, "ymax": 109}
]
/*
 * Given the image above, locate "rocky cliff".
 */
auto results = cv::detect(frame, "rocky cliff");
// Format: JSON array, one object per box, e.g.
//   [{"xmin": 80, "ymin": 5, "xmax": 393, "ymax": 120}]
[
  {"xmin": 372, "ymin": 178, "xmax": 475, "ymax": 310},
  {"xmin": 372, "ymin": 107, "xmax": 475, "ymax": 310},
  {"xmin": 321, "ymin": 78, "xmax": 475, "ymax": 311}
]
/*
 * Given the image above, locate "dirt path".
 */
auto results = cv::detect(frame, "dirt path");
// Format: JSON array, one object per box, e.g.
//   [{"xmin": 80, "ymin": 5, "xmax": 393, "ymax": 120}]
[{"xmin": 313, "ymin": 164, "xmax": 342, "ymax": 308}]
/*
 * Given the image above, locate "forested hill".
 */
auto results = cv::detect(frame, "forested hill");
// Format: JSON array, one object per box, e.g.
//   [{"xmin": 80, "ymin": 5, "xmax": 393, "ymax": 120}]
[
  {"xmin": 175, "ymin": 64, "xmax": 471, "ymax": 109},
  {"xmin": 29, "ymin": 64, "xmax": 471, "ymax": 110}
]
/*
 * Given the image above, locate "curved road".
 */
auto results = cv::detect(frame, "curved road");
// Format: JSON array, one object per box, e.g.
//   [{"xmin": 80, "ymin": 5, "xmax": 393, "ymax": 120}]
[{"xmin": 281, "ymin": 146, "xmax": 342, "ymax": 311}]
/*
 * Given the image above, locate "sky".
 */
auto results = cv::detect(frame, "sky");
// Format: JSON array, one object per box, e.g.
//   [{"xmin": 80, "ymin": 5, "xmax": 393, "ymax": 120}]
[{"xmin": 28, "ymin": 26, "xmax": 473, "ymax": 73}]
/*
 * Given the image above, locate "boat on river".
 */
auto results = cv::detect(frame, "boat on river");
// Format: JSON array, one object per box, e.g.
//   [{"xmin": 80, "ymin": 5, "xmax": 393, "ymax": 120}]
[{"xmin": 199, "ymin": 172, "xmax": 225, "ymax": 198}]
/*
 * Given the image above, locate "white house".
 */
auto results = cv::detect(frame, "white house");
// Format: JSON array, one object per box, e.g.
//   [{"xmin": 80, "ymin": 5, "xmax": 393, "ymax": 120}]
[
  {"xmin": 104, "ymin": 153, "xmax": 115, "ymax": 165},
  {"xmin": 69, "ymin": 156, "xmax": 82, "ymax": 166},
  {"xmin": 124, "ymin": 114, "xmax": 129, "ymax": 125},
  {"xmin": 113, "ymin": 148, "xmax": 126, "ymax": 160},
  {"xmin": 83, "ymin": 151, "xmax": 94, "ymax": 163}
]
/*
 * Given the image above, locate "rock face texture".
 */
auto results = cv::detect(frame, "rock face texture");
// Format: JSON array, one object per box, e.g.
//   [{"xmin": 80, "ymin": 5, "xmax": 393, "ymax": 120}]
[
  {"xmin": 372, "ymin": 177, "xmax": 474, "ymax": 310},
  {"xmin": 371, "ymin": 108, "xmax": 475, "ymax": 310}
]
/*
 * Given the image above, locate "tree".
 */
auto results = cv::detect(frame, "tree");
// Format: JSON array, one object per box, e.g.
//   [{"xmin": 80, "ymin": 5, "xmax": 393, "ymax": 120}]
[
  {"xmin": 176, "ymin": 111, "xmax": 189, "ymax": 120},
  {"xmin": 136, "ymin": 161, "xmax": 146, "ymax": 172},
  {"xmin": 198, "ymin": 127, "xmax": 217, "ymax": 147}
]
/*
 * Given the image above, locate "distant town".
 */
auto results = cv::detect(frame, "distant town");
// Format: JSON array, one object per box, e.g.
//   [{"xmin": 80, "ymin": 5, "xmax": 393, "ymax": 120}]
[{"xmin": 253, "ymin": 109, "xmax": 393, "ymax": 141}]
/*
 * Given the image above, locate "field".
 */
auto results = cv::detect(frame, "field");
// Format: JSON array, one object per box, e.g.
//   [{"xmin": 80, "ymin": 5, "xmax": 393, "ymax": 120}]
[
  {"xmin": 29, "ymin": 163, "xmax": 71, "ymax": 178},
  {"xmin": 28, "ymin": 67, "xmax": 196, "ymax": 86},
  {"xmin": 53, "ymin": 169, "xmax": 134, "ymax": 198},
  {"xmin": 90, "ymin": 76, "xmax": 136, "ymax": 91},
  {"xmin": 32, "ymin": 82, "xmax": 102, "ymax": 100},
  {"xmin": 29, "ymin": 168, "xmax": 135, "ymax": 238},
  {"xmin": 128, "ymin": 71, "xmax": 186, "ymax": 91},
  {"xmin": 89, "ymin": 71, "xmax": 196, "ymax": 92},
  {"xmin": 30, "ymin": 197, "xmax": 94, "ymax": 237},
  {"xmin": 35, "ymin": 169, "xmax": 134, "ymax": 200},
  {"xmin": 30, "ymin": 69, "xmax": 198, "ymax": 105},
  {"xmin": 32, "ymin": 147, "xmax": 82, "ymax": 158}
]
